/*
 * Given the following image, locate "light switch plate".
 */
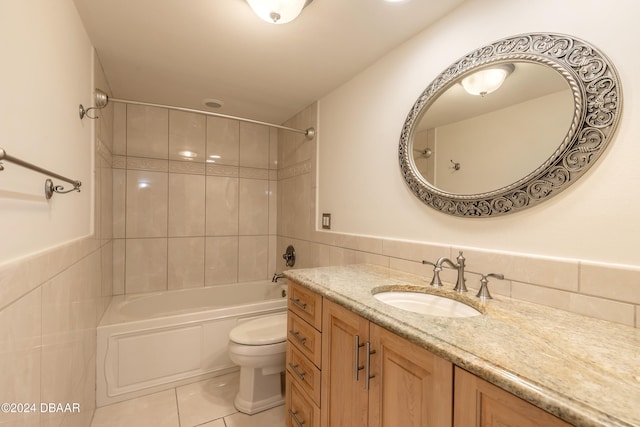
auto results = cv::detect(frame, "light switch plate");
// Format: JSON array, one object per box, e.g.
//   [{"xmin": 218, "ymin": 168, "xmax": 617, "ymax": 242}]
[{"xmin": 322, "ymin": 213, "xmax": 331, "ymax": 229}]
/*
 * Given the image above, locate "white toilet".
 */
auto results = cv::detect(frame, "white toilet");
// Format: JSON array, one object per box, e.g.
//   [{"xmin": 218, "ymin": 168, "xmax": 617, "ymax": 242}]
[{"xmin": 228, "ymin": 312, "xmax": 287, "ymax": 414}]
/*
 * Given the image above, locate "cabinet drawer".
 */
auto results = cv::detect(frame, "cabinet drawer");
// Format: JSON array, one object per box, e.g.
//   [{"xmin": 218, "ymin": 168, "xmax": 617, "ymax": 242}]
[
  {"xmin": 288, "ymin": 281, "xmax": 323, "ymax": 331},
  {"xmin": 287, "ymin": 342, "xmax": 321, "ymax": 406},
  {"xmin": 286, "ymin": 373, "xmax": 320, "ymax": 427},
  {"xmin": 288, "ymin": 311, "xmax": 322, "ymax": 368}
]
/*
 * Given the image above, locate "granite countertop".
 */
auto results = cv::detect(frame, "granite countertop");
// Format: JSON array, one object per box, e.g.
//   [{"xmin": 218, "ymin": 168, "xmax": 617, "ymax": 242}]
[{"xmin": 283, "ymin": 264, "xmax": 640, "ymax": 427}]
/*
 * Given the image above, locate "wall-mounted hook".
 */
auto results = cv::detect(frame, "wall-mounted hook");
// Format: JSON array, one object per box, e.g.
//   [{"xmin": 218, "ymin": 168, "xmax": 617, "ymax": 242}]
[{"xmin": 450, "ymin": 160, "xmax": 461, "ymax": 171}]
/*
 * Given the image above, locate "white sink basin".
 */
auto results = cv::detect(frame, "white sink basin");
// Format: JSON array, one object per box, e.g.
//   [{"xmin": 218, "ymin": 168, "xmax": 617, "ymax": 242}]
[{"xmin": 373, "ymin": 291, "xmax": 481, "ymax": 318}]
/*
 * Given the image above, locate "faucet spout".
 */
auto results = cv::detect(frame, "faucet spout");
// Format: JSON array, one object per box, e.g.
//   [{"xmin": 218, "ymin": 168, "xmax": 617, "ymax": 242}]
[
  {"xmin": 428, "ymin": 252, "xmax": 467, "ymax": 292},
  {"xmin": 452, "ymin": 252, "xmax": 467, "ymax": 293},
  {"xmin": 272, "ymin": 273, "xmax": 286, "ymax": 283}
]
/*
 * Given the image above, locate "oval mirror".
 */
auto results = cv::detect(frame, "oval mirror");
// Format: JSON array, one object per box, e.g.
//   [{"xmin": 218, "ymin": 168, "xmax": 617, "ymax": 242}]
[{"xmin": 399, "ymin": 33, "xmax": 622, "ymax": 217}]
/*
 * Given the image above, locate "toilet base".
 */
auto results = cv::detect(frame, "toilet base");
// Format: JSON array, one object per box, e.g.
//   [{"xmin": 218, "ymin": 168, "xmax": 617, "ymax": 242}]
[{"xmin": 234, "ymin": 368, "xmax": 284, "ymax": 415}]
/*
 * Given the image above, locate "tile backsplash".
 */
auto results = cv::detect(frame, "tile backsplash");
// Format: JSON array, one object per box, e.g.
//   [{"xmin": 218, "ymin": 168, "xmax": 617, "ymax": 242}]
[{"xmin": 113, "ymin": 104, "xmax": 278, "ymax": 294}]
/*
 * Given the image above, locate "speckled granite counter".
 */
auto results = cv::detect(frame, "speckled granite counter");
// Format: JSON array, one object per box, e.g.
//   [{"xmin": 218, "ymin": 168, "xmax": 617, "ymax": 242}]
[{"xmin": 283, "ymin": 264, "xmax": 640, "ymax": 427}]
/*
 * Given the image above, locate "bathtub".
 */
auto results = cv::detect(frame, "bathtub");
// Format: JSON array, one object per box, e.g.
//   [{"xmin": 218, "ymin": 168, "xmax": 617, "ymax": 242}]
[{"xmin": 96, "ymin": 280, "xmax": 287, "ymax": 406}]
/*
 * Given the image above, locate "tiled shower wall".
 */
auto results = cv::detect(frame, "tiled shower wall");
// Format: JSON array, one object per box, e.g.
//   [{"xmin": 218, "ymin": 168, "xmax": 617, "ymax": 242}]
[{"xmin": 112, "ymin": 104, "xmax": 278, "ymax": 294}]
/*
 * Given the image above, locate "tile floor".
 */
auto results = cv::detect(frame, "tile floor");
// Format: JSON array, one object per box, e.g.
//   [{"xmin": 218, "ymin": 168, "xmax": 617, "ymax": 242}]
[{"xmin": 90, "ymin": 372, "xmax": 285, "ymax": 427}]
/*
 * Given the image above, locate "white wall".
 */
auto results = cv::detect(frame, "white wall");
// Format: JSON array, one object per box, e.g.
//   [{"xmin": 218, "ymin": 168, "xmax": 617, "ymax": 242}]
[
  {"xmin": 0, "ymin": 0, "xmax": 93, "ymax": 264},
  {"xmin": 318, "ymin": 0, "xmax": 639, "ymax": 266}
]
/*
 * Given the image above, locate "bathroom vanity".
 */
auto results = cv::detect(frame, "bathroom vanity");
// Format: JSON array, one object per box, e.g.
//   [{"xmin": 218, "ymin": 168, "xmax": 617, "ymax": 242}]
[{"xmin": 284, "ymin": 264, "xmax": 640, "ymax": 427}]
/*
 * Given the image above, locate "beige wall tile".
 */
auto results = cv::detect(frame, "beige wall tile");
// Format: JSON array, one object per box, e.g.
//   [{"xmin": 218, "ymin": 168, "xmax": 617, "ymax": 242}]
[
  {"xmin": 42, "ymin": 251, "xmax": 102, "ymax": 338},
  {"xmin": 168, "ymin": 237, "xmax": 205, "ymax": 290},
  {"xmin": 512, "ymin": 281, "xmax": 572, "ymax": 311},
  {"xmin": 239, "ymin": 122, "xmax": 269, "ymax": 169},
  {"xmin": 113, "ymin": 168, "xmax": 126, "ymax": 238},
  {"xmin": 125, "ymin": 238, "xmax": 168, "ymax": 293},
  {"xmin": 101, "ymin": 241, "xmax": 114, "ymax": 298},
  {"xmin": 459, "ymin": 248, "xmax": 579, "ymax": 292},
  {"xmin": 269, "ymin": 180, "xmax": 277, "ymax": 235},
  {"xmin": 580, "ymin": 262, "xmax": 640, "ymax": 304},
  {"xmin": 513, "ymin": 281, "xmax": 635, "ymax": 326},
  {"xmin": 126, "ymin": 105, "xmax": 168, "ymax": 159},
  {"xmin": 277, "ymin": 173, "xmax": 312, "ymax": 241},
  {"xmin": 268, "ymin": 235, "xmax": 278, "ymax": 275},
  {"xmin": 169, "ymin": 173, "xmax": 205, "ymax": 236},
  {"xmin": 239, "ymin": 178, "xmax": 269, "ymax": 235},
  {"xmin": 113, "ymin": 239, "xmax": 125, "ymax": 295},
  {"xmin": 269, "ymin": 127, "xmax": 278, "ymax": 170},
  {"xmin": 113, "ymin": 102, "xmax": 127, "ymax": 155},
  {"xmin": 205, "ymin": 237, "xmax": 238, "ymax": 285},
  {"xmin": 238, "ymin": 236, "xmax": 269, "ymax": 282},
  {"xmin": 40, "ymin": 330, "xmax": 96, "ymax": 427},
  {"xmin": 169, "ymin": 111, "xmax": 206, "ymax": 162},
  {"xmin": 354, "ymin": 251, "xmax": 390, "ymax": 267},
  {"xmin": 206, "ymin": 116, "xmax": 239, "ymax": 166},
  {"xmin": 279, "ymin": 102, "xmax": 316, "ymax": 168},
  {"xmin": 126, "ymin": 170, "xmax": 168, "ymax": 238},
  {"xmin": 100, "ymin": 158, "xmax": 114, "ymax": 240},
  {"xmin": 382, "ymin": 239, "xmax": 449, "ymax": 264},
  {"xmin": 205, "ymin": 176, "xmax": 238, "ymax": 236}
]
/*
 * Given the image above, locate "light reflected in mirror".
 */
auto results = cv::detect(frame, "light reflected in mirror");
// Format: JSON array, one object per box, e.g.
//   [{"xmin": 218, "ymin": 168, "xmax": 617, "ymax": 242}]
[{"xmin": 412, "ymin": 62, "xmax": 574, "ymax": 194}]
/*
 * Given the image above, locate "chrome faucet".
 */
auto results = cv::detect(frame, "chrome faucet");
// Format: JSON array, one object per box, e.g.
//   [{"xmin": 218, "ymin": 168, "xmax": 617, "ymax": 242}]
[
  {"xmin": 422, "ymin": 251, "xmax": 467, "ymax": 292},
  {"xmin": 272, "ymin": 273, "xmax": 286, "ymax": 283}
]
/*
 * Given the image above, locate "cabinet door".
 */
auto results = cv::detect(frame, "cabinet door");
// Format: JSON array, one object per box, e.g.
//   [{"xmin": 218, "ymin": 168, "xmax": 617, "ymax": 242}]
[
  {"xmin": 321, "ymin": 299, "xmax": 370, "ymax": 427},
  {"xmin": 368, "ymin": 323, "xmax": 453, "ymax": 427},
  {"xmin": 454, "ymin": 367, "xmax": 573, "ymax": 427}
]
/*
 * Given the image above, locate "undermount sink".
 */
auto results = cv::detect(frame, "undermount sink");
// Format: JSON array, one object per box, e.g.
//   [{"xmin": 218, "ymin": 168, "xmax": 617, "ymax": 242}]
[{"xmin": 373, "ymin": 291, "xmax": 481, "ymax": 318}]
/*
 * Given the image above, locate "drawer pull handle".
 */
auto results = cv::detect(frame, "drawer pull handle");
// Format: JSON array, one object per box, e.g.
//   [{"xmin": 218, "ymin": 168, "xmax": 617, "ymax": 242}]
[
  {"xmin": 354, "ymin": 335, "xmax": 365, "ymax": 381},
  {"xmin": 289, "ymin": 297, "xmax": 308, "ymax": 310},
  {"xmin": 289, "ymin": 362, "xmax": 307, "ymax": 380},
  {"xmin": 289, "ymin": 329, "xmax": 307, "ymax": 345},
  {"xmin": 365, "ymin": 341, "xmax": 376, "ymax": 390},
  {"xmin": 288, "ymin": 409, "xmax": 306, "ymax": 427}
]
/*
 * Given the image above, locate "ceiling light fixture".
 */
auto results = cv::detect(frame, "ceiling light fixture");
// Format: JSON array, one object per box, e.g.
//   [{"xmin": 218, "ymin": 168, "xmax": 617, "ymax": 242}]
[
  {"xmin": 247, "ymin": 0, "xmax": 313, "ymax": 24},
  {"xmin": 203, "ymin": 98, "xmax": 224, "ymax": 109},
  {"xmin": 460, "ymin": 64, "xmax": 515, "ymax": 97}
]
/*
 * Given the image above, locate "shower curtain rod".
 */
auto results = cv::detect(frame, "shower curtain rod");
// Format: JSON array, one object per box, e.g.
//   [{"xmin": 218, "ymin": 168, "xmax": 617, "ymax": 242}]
[{"xmin": 108, "ymin": 96, "xmax": 316, "ymax": 140}]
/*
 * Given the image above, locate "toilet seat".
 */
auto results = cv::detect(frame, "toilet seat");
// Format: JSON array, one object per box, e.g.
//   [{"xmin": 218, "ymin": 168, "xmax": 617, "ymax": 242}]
[{"xmin": 230, "ymin": 313, "xmax": 287, "ymax": 346}]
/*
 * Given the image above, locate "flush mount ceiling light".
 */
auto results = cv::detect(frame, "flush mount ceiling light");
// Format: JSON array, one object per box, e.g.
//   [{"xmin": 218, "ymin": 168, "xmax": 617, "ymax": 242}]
[
  {"xmin": 460, "ymin": 64, "xmax": 515, "ymax": 97},
  {"xmin": 247, "ymin": 0, "xmax": 313, "ymax": 24},
  {"xmin": 202, "ymin": 98, "xmax": 224, "ymax": 109}
]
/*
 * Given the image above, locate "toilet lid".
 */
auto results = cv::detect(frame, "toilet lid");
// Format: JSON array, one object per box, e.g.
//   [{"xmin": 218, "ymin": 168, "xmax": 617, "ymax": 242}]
[{"xmin": 230, "ymin": 313, "xmax": 287, "ymax": 345}]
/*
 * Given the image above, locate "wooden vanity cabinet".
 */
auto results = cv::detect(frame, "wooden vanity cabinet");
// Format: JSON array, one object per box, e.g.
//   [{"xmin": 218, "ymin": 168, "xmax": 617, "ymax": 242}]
[
  {"xmin": 286, "ymin": 281, "xmax": 323, "ymax": 427},
  {"xmin": 322, "ymin": 299, "xmax": 453, "ymax": 427},
  {"xmin": 286, "ymin": 280, "xmax": 575, "ymax": 427},
  {"xmin": 453, "ymin": 367, "xmax": 573, "ymax": 427}
]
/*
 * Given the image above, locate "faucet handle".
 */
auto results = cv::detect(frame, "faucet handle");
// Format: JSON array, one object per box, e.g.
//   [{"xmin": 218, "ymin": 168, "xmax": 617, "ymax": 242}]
[
  {"xmin": 476, "ymin": 273, "xmax": 504, "ymax": 300},
  {"xmin": 421, "ymin": 260, "xmax": 443, "ymax": 287}
]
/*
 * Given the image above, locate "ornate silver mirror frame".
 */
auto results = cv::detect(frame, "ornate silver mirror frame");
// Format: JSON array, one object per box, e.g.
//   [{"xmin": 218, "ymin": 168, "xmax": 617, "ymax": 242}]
[{"xmin": 399, "ymin": 33, "xmax": 622, "ymax": 217}]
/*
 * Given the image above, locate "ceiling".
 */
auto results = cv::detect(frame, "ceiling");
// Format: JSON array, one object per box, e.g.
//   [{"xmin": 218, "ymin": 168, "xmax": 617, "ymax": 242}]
[{"xmin": 73, "ymin": 0, "xmax": 466, "ymax": 124}]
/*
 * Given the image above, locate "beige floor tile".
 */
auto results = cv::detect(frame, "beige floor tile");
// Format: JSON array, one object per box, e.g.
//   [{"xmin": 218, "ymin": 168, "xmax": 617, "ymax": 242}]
[
  {"xmin": 224, "ymin": 404, "xmax": 286, "ymax": 427},
  {"xmin": 90, "ymin": 390, "xmax": 179, "ymax": 427},
  {"xmin": 176, "ymin": 373, "xmax": 239, "ymax": 427},
  {"xmin": 195, "ymin": 420, "xmax": 226, "ymax": 427}
]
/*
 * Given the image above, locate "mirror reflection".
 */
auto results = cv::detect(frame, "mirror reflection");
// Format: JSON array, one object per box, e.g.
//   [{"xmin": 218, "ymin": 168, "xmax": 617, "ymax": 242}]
[{"xmin": 412, "ymin": 62, "xmax": 574, "ymax": 194}]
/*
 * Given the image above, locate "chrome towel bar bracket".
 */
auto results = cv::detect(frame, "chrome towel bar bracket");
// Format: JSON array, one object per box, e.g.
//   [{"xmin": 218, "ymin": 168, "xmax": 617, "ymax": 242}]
[{"xmin": 0, "ymin": 147, "xmax": 82, "ymax": 200}]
